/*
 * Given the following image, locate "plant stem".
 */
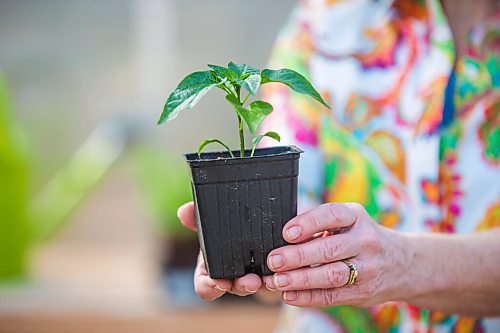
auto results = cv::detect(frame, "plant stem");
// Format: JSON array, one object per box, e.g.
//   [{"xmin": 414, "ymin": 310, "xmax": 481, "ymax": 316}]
[
  {"xmin": 236, "ymin": 89, "xmax": 246, "ymax": 158},
  {"xmin": 251, "ymin": 144, "xmax": 257, "ymax": 158},
  {"xmin": 238, "ymin": 115, "xmax": 245, "ymax": 157},
  {"xmin": 241, "ymin": 92, "xmax": 251, "ymax": 106}
]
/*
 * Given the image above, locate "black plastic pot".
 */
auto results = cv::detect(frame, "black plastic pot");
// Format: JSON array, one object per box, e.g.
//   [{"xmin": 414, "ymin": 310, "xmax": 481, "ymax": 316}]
[{"xmin": 184, "ymin": 146, "xmax": 302, "ymax": 279}]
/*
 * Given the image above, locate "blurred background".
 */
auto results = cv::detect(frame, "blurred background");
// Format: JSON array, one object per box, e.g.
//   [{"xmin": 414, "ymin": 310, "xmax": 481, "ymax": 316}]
[{"xmin": 0, "ymin": 0, "xmax": 294, "ymax": 332}]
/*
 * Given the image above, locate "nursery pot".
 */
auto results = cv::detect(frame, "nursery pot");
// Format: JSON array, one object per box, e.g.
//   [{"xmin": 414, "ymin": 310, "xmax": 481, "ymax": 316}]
[{"xmin": 184, "ymin": 145, "xmax": 303, "ymax": 279}]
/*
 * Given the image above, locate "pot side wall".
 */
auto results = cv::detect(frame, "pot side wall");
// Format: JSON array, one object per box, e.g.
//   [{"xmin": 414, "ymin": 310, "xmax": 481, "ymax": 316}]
[{"xmin": 187, "ymin": 146, "xmax": 301, "ymax": 279}]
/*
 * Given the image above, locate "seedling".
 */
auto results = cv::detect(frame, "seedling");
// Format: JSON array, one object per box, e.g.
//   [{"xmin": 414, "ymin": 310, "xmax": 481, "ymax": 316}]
[
  {"xmin": 157, "ymin": 62, "xmax": 330, "ymax": 278},
  {"xmin": 158, "ymin": 62, "xmax": 329, "ymax": 157}
]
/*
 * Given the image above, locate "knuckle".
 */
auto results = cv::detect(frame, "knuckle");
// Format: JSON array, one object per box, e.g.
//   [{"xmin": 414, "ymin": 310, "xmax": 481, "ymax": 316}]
[
  {"xmin": 326, "ymin": 264, "xmax": 348, "ymax": 287},
  {"xmin": 308, "ymin": 207, "xmax": 325, "ymax": 231},
  {"xmin": 349, "ymin": 202, "xmax": 365, "ymax": 214},
  {"xmin": 301, "ymin": 270, "xmax": 312, "ymax": 289},
  {"xmin": 303, "ymin": 290, "xmax": 314, "ymax": 305},
  {"xmin": 311, "ymin": 290, "xmax": 324, "ymax": 305},
  {"xmin": 293, "ymin": 246, "xmax": 308, "ymax": 268},
  {"xmin": 347, "ymin": 203, "xmax": 364, "ymax": 223},
  {"xmin": 320, "ymin": 289, "xmax": 337, "ymax": 305},
  {"xmin": 349, "ymin": 202, "xmax": 365, "ymax": 216},
  {"xmin": 325, "ymin": 203, "xmax": 341, "ymax": 224},
  {"xmin": 325, "ymin": 267, "xmax": 339, "ymax": 287},
  {"xmin": 320, "ymin": 238, "xmax": 343, "ymax": 262}
]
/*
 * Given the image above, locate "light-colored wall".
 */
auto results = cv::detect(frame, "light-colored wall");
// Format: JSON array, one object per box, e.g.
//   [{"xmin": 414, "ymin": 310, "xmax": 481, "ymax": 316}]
[{"xmin": 0, "ymin": 0, "xmax": 295, "ymax": 181}]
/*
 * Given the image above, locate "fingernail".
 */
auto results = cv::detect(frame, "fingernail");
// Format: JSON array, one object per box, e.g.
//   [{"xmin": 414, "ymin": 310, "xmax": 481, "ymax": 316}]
[
  {"xmin": 244, "ymin": 287, "xmax": 258, "ymax": 293},
  {"xmin": 274, "ymin": 274, "xmax": 290, "ymax": 288},
  {"xmin": 215, "ymin": 285, "xmax": 228, "ymax": 292},
  {"xmin": 268, "ymin": 255, "xmax": 285, "ymax": 270},
  {"xmin": 265, "ymin": 283, "xmax": 276, "ymax": 291},
  {"xmin": 286, "ymin": 226, "xmax": 301, "ymax": 240},
  {"xmin": 283, "ymin": 291, "xmax": 297, "ymax": 301}
]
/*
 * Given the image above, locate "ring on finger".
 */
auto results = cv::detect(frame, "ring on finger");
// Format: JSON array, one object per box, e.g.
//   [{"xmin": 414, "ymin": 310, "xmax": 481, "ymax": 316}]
[{"xmin": 341, "ymin": 259, "xmax": 358, "ymax": 286}]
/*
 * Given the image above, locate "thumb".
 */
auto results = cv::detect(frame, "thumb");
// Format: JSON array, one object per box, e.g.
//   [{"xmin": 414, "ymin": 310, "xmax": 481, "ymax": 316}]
[{"xmin": 177, "ymin": 201, "xmax": 197, "ymax": 232}]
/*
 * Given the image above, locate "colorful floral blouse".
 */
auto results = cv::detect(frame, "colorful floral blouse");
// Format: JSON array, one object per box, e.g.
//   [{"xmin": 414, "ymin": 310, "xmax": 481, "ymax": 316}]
[{"xmin": 261, "ymin": 0, "xmax": 500, "ymax": 332}]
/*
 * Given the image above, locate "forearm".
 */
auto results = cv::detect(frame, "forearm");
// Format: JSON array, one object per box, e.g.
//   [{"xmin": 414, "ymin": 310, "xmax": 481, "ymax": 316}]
[{"xmin": 400, "ymin": 228, "xmax": 500, "ymax": 316}]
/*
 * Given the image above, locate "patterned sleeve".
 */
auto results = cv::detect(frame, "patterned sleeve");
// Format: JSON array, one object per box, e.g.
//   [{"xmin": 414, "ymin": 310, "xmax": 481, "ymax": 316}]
[{"xmin": 260, "ymin": 3, "xmax": 329, "ymax": 214}]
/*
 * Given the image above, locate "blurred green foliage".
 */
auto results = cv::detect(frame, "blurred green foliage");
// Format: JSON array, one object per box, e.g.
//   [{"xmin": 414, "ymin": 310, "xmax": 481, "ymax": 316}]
[
  {"xmin": 0, "ymin": 74, "xmax": 129, "ymax": 281},
  {"xmin": 131, "ymin": 145, "xmax": 194, "ymax": 238},
  {"xmin": 31, "ymin": 123, "xmax": 128, "ymax": 240},
  {"xmin": 0, "ymin": 73, "xmax": 32, "ymax": 280},
  {"xmin": 0, "ymin": 73, "xmax": 194, "ymax": 281}
]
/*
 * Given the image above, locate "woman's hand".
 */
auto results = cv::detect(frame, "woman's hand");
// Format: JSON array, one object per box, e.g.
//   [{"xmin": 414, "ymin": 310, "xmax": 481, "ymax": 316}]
[
  {"xmin": 262, "ymin": 203, "xmax": 410, "ymax": 307},
  {"xmin": 177, "ymin": 202, "xmax": 263, "ymax": 300}
]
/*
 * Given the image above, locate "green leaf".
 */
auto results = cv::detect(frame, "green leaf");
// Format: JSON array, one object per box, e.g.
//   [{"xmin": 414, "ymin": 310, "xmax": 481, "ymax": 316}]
[
  {"xmin": 228, "ymin": 62, "xmax": 260, "ymax": 77},
  {"xmin": 158, "ymin": 71, "xmax": 218, "ymax": 124},
  {"xmin": 261, "ymin": 68, "xmax": 330, "ymax": 109},
  {"xmin": 238, "ymin": 74, "xmax": 261, "ymax": 95},
  {"xmin": 207, "ymin": 64, "xmax": 237, "ymax": 81},
  {"xmin": 227, "ymin": 62, "xmax": 261, "ymax": 95},
  {"xmin": 197, "ymin": 139, "xmax": 234, "ymax": 158},
  {"xmin": 251, "ymin": 131, "xmax": 281, "ymax": 157},
  {"xmin": 251, "ymin": 131, "xmax": 281, "ymax": 147},
  {"xmin": 226, "ymin": 95, "xmax": 273, "ymax": 134}
]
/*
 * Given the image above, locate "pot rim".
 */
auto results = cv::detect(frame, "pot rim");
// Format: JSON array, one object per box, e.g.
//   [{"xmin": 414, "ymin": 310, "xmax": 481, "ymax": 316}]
[{"xmin": 184, "ymin": 145, "xmax": 303, "ymax": 164}]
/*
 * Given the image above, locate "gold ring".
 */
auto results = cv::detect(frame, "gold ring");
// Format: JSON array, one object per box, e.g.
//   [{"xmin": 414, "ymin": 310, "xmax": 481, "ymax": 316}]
[{"xmin": 342, "ymin": 259, "xmax": 358, "ymax": 286}]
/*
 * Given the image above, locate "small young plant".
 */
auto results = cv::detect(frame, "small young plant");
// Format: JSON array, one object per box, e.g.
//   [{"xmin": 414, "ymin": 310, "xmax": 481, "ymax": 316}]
[{"xmin": 158, "ymin": 62, "xmax": 330, "ymax": 158}]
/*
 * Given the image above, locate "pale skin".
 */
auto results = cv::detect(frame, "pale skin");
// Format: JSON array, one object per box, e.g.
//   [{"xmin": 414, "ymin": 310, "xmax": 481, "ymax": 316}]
[
  {"xmin": 176, "ymin": 0, "xmax": 500, "ymax": 318},
  {"xmin": 177, "ymin": 202, "xmax": 263, "ymax": 298},
  {"xmin": 178, "ymin": 202, "xmax": 500, "ymax": 316}
]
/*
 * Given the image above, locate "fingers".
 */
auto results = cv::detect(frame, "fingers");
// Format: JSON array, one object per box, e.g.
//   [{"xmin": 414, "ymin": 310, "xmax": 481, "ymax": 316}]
[
  {"xmin": 263, "ymin": 260, "xmax": 368, "ymax": 307},
  {"xmin": 177, "ymin": 201, "xmax": 197, "ymax": 232},
  {"xmin": 262, "ymin": 202, "xmax": 383, "ymax": 307},
  {"xmin": 194, "ymin": 274, "xmax": 231, "ymax": 301},
  {"xmin": 281, "ymin": 278, "xmax": 373, "ymax": 307},
  {"xmin": 193, "ymin": 251, "xmax": 262, "ymax": 300},
  {"xmin": 193, "ymin": 251, "xmax": 232, "ymax": 300},
  {"xmin": 281, "ymin": 288, "xmax": 354, "ymax": 307},
  {"xmin": 262, "ymin": 275, "xmax": 276, "ymax": 291},
  {"xmin": 267, "ymin": 233, "xmax": 357, "ymax": 272},
  {"xmin": 282, "ymin": 203, "xmax": 360, "ymax": 243},
  {"xmin": 265, "ymin": 260, "xmax": 353, "ymax": 291},
  {"xmin": 229, "ymin": 273, "xmax": 262, "ymax": 296}
]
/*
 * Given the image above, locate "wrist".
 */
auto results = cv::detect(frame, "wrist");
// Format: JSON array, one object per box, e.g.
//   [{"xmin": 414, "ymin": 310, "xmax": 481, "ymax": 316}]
[
  {"xmin": 383, "ymin": 229, "xmax": 420, "ymax": 303},
  {"xmin": 397, "ymin": 232, "xmax": 422, "ymax": 303},
  {"xmin": 397, "ymin": 232, "xmax": 450, "ymax": 305}
]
